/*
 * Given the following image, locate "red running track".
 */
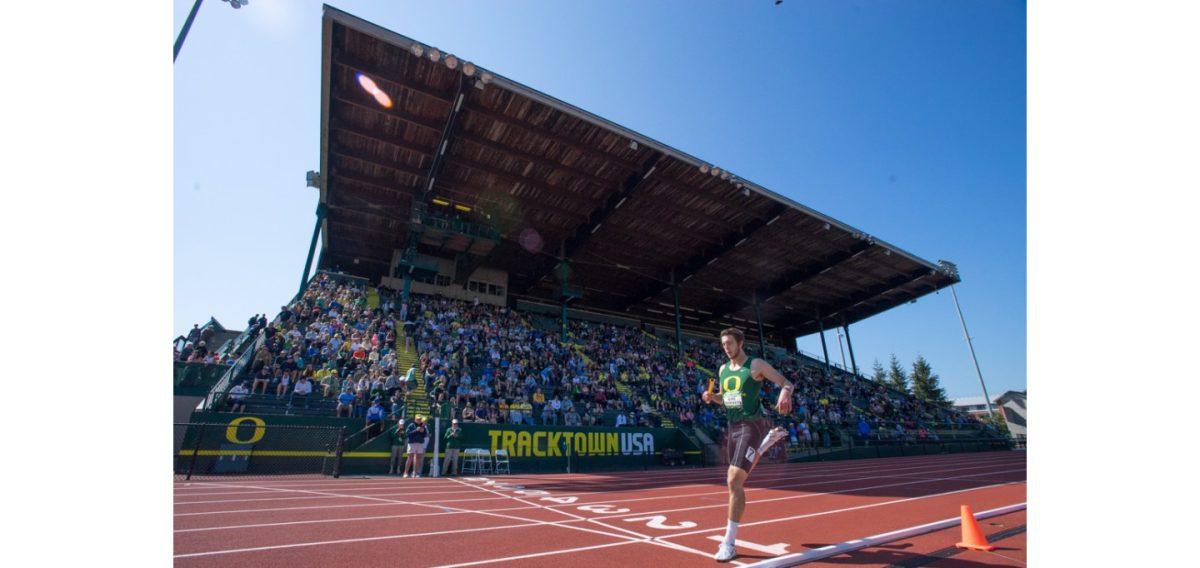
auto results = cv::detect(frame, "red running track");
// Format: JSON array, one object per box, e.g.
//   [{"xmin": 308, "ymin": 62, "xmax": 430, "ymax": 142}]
[{"xmin": 174, "ymin": 450, "xmax": 1026, "ymax": 567}]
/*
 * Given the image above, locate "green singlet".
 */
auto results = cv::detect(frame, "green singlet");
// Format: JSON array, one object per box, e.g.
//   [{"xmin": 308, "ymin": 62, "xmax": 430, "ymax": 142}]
[{"xmin": 718, "ymin": 357, "xmax": 763, "ymax": 423}]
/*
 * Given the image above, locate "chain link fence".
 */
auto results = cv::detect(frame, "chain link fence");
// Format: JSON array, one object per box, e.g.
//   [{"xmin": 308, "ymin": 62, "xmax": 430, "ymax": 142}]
[{"xmin": 174, "ymin": 422, "xmax": 346, "ymax": 480}]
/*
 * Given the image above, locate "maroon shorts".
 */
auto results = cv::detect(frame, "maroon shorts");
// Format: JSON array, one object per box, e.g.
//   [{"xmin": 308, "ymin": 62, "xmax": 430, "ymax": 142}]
[{"xmin": 727, "ymin": 417, "xmax": 772, "ymax": 472}]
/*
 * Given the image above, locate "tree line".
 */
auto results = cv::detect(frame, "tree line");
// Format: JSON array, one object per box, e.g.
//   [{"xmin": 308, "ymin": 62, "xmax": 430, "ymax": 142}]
[{"xmin": 869, "ymin": 354, "xmax": 950, "ymax": 406}]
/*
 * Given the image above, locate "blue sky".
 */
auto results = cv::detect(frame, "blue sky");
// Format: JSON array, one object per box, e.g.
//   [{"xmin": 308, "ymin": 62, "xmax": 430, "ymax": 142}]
[{"xmin": 174, "ymin": 0, "xmax": 1025, "ymax": 399}]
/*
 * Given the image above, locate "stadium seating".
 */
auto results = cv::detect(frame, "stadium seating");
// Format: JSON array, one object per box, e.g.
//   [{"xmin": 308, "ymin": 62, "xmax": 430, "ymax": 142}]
[{"xmin": 198, "ymin": 273, "xmax": 991, "ymax": 445}]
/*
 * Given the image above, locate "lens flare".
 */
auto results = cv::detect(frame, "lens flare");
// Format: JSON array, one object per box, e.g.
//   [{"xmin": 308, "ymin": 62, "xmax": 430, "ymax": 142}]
[
  {"xmin": 356, "ymin": 72, "xmax": 392, "ymax": 109},
  {"xmin": 518, "ymin": 227, "xmax": 544, "ymax": 254}
]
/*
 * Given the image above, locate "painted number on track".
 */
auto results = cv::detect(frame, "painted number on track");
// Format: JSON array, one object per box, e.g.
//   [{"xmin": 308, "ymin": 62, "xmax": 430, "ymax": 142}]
[
  {"xmin": 623, "ymin": 515, "xmax": 697, "ymax": 530},
  {"xmin": 577, "ymin": 504, "xmax": 631, "ymax": 514},
  {"xmin": 540, "ymin": 496, "xmax": 578, "ymax": 504}
]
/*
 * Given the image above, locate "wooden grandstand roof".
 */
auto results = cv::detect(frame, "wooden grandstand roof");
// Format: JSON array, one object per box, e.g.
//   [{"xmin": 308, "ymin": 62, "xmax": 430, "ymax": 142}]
[{"xmin": 316, "ymin": 5, "xmax": 961, "ymax": 346}]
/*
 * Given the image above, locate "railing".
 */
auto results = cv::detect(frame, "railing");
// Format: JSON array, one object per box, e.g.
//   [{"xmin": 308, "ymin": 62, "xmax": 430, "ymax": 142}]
[
  {"xmin": 203, "ymin": 331, "xmax": 265, "ymax": 411},
  {"xmin": 174, "ymin": 422, "xmax": 347, "ymax": 480}
]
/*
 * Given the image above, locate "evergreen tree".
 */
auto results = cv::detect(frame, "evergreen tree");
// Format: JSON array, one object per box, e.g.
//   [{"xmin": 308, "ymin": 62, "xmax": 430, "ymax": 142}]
[
  {"xmin": 910, "ymin": 355, "xmax": 949, "ymax": 406},
  {"xmin": 887, "ymin": 354, "xmax": 909, "ymax": 394},
  {"xmin": 870, "ymin": 359, "xmax": 886, "ymax": 383}
]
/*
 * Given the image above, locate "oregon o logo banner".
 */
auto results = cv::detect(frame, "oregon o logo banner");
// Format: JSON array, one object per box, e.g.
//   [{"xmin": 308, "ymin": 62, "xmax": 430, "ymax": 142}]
[
  {"xmin": 722, "ymin": 375, "xmax": 742, "ymax": 393},
  {"xmin": 226, "ymin": 416, "xmax": 267, "ymax": 444}
]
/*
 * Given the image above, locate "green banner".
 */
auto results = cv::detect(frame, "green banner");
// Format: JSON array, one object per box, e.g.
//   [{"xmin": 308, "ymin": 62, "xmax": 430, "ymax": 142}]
[{"xmin": 184, "ymin": 412, "xmax": 701, "ymax": 475}]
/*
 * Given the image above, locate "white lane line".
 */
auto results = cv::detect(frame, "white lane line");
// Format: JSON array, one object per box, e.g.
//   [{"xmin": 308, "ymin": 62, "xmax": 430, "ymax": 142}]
[
  {"xmin": 429, "ymin": 540, "xmax": 639, "ymax": 568},
  {"xmin": 174, "ymin": 504, "xmax": 535, "ymax": 533},
  {"xmin": 588, "ymin": 466, "xmax": 1027, "ymax": 521},
  {"xmin": 655, "ymin": 481, "xmax": 1025, "ymax": 541},
  {"xmin": 742, "ymin": 502, "xmax": 1027, "ymax": 566},
  {"xmin": 175, "ymin": 521, "xmax": 550, "ymax": 558},
  {"xmin": 175, "ymin": 489, "xmax": 480, "ymax": 505},
  {"xmin": 448, "ymin": 477, "xmax": 739, "ymax": 565}
]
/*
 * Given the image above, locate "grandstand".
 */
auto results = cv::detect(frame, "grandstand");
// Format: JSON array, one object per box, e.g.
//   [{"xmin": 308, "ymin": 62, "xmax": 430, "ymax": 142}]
[{"xmin": 173, "ymin": 6, "xmax": 1006, "ymax": 479}]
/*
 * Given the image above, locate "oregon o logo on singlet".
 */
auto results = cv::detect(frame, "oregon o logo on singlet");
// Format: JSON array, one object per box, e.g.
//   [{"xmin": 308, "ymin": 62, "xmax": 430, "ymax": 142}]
[{"xmin": 719, "ymin": 358, "xmax": 763, "ymax": 422}]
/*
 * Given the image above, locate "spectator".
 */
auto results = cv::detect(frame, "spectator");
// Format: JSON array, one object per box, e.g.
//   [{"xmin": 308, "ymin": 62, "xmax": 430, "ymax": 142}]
[
  {"xmin": 250, "ymin": 369, "xmax": 269, "ymax": 395},
  {"xmin": 402, "ymin": 415, "xmax": 428, "ymax": 478},
  {"xmin": 275, "ymin": 370, "xmax": 292, "ymax": 400},
  {"xmin": 564, "ymin": 408, "xmax": 581, "ymax": 426},
  {"xmin": 542, "ymin": 403, "xmax": 557, "ymax": 425},
  {"xmin": 615, "ymin": 412, "xmax": 628, "ymax": 428},
  {"xmin": 388, "ymin": 420, "xmax": 406, "ymax": 475},
  {"xmin": 364, "ymin": 398, "xmax": 386, "ymax": 438},
  {"xmin": 228, "ymin": 382, "xmax": 249, "ymax": 413},
  {"xmin": 321, "ymin": 370, "xmax": 340, "ymax": 398},
  {"xmin": 441, "ymin": 419, "xmax": 463, "ymax": 476},
  {"xmin": 336, "ymin": 387, "xmax": 355, "ymax": 418},
  {"xmin": 389, "ymin": 390, "xmax": 405, "ymax": 420},
  {"xmin": 291, "ymin": 375, "xmax": 313, "ymax": 409}
]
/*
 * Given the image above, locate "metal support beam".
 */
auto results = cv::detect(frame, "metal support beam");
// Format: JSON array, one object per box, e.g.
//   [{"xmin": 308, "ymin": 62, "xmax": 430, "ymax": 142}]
[
  {"xmin": 421, "ymin": 73, "xmax": 469, "ymax": 199},
  {"xmin": 842, "ymin": 320, "xmax": 859, "ymax": 376},
  {"xmin": 816, "ymin": 310, "xmax": 832, "ymax": 379},
  {"xmin": 754, "ymin": 293, "xmax": 766, "ymax": 358},
  {"xmin": 950, "ymin": 284, "xmax": 994, "ymax": 417},
  {"xmin": 672, "ymin": 274, "xmax": 682, "ymax": 359},
  {"xmin": 561, "ymin": 299, "xmax": 568, "ymax": 343},
  {"xmin": 300, "ymin": 204, "xmax": 327, "ymax": 295}
]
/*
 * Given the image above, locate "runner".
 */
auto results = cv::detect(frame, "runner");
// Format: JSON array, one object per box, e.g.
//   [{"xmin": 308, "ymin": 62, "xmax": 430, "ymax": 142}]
[{"xmin": 702, "ymin": 327, "xmax": 794, "ymax": 562}]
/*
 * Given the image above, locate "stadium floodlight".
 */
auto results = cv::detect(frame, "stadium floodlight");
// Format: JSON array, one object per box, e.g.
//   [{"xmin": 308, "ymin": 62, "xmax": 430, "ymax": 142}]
[
  {"xmin": 428, "ymin": 48, "xmax": 442, "ymax": 63},
  {"xmin": 462, "ymin": 62, "xmax": 477, "ymax": 77},
  {"xmin": 741, "ymin": 187, "xmax": 750, "ymax": 197},
  {"xmin": 699, "ymin": 164, "xmax": 710, "ymax": 174},
  {"xmin": 629, "ymin": 140, "xmax": 638, "ymax": 151},
  {"xmin": 176, "ymin": 0, "xmax": 248, "ymax": 63},
  {"xmin": 444, "ymin": 54, "xmax": 459, "ymax": 70},
  {"xmin": 711, "ymin": 167, "xmax": 721, "ymax": 177},
  {"xmin": 305, "ymin": 170, "xmax": 321, "ymax": 188},
  {"xmin": 410, "ymin": 44, "xmax": 425, "ymax": 58}
]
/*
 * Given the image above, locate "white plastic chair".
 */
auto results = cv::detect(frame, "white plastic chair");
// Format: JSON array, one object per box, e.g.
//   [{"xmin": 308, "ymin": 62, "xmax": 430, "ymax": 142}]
[
  {"xmin": 493, "ymin": 448, "xmax": 511, "ymax": 475},
  {"xmin": 461, "ymin": 448, "xmax": 480, "ymax": 475},
  {"xmin": 477, "ymin": 448, "xmax": 494, "ymax": 475}
]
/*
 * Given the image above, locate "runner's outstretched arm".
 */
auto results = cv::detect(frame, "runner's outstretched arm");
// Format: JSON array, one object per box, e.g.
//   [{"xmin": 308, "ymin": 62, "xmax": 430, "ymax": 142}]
[{"xmin": 751, "ymin": 359, "xmax": 794, "ymax": 415}]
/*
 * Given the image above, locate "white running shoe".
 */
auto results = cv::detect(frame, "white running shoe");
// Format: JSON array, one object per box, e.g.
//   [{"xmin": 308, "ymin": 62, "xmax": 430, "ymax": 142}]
[
  {"xmin": 714, "ymin": 542, "xmax": 737, "ymax": 562},
  {"xmin": 757, "ymin": 426, "xmax": 788, "ymax": 455}
]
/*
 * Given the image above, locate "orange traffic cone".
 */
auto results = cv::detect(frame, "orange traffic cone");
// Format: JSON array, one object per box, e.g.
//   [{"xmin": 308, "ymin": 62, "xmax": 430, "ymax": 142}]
[{"xmin": 955, "ymin": 505, "xmax": 996, "ymax": 552}]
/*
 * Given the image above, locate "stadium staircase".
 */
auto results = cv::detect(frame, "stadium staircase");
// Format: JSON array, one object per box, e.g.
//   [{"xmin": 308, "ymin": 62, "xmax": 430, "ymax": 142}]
[
  {"xmin": 366, "ymin": 287, "xmax": 380, "ymax": 310},
  {"xmin": 395, "ymin": 319, "xmax": 430, "ymax": 419}
]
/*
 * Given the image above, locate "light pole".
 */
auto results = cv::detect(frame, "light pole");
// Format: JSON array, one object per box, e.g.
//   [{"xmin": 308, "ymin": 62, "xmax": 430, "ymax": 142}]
[
  {"xmin": 174, "ymin": 0, "xmax": 249, "ymax": 63},
  {"xmin": 835, "ymin": 328, "xmax": 848, "ymax": 371},
  {"xmin": 949, "ymin": 283, "xmax": 994, "ymax": 417}
]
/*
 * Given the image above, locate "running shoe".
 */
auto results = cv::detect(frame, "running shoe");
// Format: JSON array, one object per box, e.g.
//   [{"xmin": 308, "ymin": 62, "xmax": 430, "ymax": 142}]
[
  {"xmin": 714, "ymin": 542, "xmax": 737, "ymax": 562},
  {"xmin": 756, "ymin": 426, "xmax": 788, "ymax": 455}
]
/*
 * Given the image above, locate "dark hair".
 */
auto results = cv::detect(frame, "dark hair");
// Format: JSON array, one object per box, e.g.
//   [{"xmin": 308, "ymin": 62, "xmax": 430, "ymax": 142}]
[{"xmin": 719, "ymin": 327, "xmax": 745, "ymax": 344}]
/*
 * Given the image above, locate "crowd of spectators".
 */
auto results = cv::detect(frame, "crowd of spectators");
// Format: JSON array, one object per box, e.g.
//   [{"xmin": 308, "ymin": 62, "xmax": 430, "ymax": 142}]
[
  {"xmin": 213, "ymin": 277, "xmax": 981, "ymax": 447},
  {"xmin": 174, "ymin": 322, "xmax": 235, "ymax": 364},
  {"xmin": 222, "ymin": 273, "xmax": 405, "ymax": 416}
]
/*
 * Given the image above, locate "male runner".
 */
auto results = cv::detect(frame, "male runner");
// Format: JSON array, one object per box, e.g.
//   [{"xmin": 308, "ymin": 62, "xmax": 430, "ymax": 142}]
[{"xmin": 702, "ymin": 327, "xmax": 794, "ymax": 562}]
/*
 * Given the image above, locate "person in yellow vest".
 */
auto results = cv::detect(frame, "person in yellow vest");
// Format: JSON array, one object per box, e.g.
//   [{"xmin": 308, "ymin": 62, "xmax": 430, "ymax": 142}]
[{"xmin": 702, "ymin": 327, "xmax": 793, "ymax": 562}]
